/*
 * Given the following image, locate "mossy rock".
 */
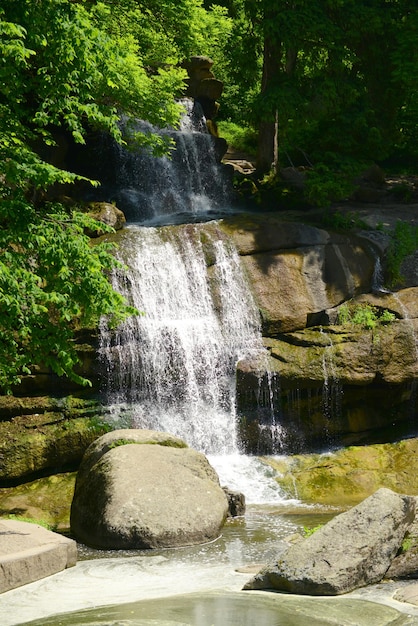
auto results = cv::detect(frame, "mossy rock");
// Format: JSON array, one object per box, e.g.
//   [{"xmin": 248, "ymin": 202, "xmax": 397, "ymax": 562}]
[
  {"xmin": 265, "ymin": 437, "xmax": 418, "ymax": 507},
  {"xmin": 261, "ymin": 320, "xmax": 418, "ymax": 386},
  {"xmin": 0, "ymin": 472, "xmax": 76, "ymax": 532},
  {"xmin": 0, "ymin": 413, "xmax": 111, "ymax": 484},
  {"xmin": 77, "ymin": 429, "xmax": 188, "ymax": 479},
  {"xmin": 0, "ymin": 394, "xmax": 101, "ymax": 422}
]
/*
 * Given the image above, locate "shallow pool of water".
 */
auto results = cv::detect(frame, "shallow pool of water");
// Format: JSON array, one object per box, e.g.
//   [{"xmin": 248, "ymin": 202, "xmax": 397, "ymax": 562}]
[
  {"xmin": 22, "ymin": 591, "xmax": 418, "ymax": 626},
  {"xmin": 76, "ymin": 503, "xmax": 336, "ymax": 568}
]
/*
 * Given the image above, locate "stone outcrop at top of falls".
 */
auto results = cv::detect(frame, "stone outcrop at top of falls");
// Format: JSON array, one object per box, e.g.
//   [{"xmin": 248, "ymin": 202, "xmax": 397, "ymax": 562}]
[
  {"xmin": 70, "ymin": 429, "xmax": 229, "ymax": 549},
  {"xmin": 183, "ymin": 55, "xmax": 223, "ymax": 133},
  {"xmin": 243, "ymin": 488, "xmax": 416, "ymax": 595}
]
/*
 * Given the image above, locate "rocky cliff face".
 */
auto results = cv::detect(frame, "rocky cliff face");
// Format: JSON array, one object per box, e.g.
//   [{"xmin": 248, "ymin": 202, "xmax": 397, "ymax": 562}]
[
  {"xmin": 219, "ymin": 213, "xmax": 375, "ymax": 335},
  {"xmin": 2, "ymin": 207, "xmax": 418, "ymax": 483},
  {"xmin": 218, "ymin": 210, "xmax": 418, "ymax": 453}
]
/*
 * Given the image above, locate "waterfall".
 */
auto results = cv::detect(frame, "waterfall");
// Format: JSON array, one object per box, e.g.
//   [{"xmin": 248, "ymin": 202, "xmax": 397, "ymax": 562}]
[
  {"xmin": 100, "ymin": 223, "xmax": 265, "ymax": 456},
  {"xmin": 99, "ymin": 101, "xmax": 232, "ymax": 225},
  {"xmin": 98, "ymin": 104, "xmax": 292, "ymax": 504},
  {"xmin": 253, "ymin": 371, "xmax": 286, "ymax": 454}
]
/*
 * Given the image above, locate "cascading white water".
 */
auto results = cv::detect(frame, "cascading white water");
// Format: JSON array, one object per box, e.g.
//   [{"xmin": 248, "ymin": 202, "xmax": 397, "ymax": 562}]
[
  {"xmin": 100, "ymin": 223, "xmax": 265, "ymax": 457},
  {"xmin": 99, "ymin": 103, "xmax": 292, "ymax": 504}
]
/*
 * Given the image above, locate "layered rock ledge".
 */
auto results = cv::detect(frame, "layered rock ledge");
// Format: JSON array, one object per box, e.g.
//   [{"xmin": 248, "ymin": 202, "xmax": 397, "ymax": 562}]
[{"xmin": 0, "ymin": 520, "xmax": 76, "ymax": 593}]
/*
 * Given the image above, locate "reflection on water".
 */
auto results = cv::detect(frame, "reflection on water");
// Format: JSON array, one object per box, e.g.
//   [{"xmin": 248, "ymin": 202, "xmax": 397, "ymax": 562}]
[{"xmin": 22, "ymin": 590, "xmax": 416, "ymax": 626}]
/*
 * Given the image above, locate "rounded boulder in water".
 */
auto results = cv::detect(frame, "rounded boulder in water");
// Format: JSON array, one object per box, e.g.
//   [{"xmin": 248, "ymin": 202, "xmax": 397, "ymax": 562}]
[{"xmin": 70, "ymin": 431, "xmax": 229, "ymax": 549}]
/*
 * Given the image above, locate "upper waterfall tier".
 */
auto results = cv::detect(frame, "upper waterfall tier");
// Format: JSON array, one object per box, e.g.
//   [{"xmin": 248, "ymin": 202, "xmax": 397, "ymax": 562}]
[{"xmin": 83, "ymin": 101, "xmax": 233, "ymax": 226}]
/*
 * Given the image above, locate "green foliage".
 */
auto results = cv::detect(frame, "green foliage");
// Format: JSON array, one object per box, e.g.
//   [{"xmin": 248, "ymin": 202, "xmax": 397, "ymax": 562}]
[
  {"xmin": 386, "ymin": 221, "xmax": 418, "ymax": 286},
  {"xmin": 0, "ymin": 1, "xmax": 186, "ymax": 166},
  {"xmin": 337, "ymin": 303, "xmax": 396, "ymax": 330},
  {"xmin": 0, "ymin": 195, "xmax": 137, "ymax": 392},
  {"xmin": 350, "ymin": 306, "xmax": 379, "ymax": 331},
  {"xmin": 222, "ymin": 0, "xmax": 418, "ymax": 192},
  {"xmin": 188, "ymin": 3, "xmax": 233, "ymax": 71},
  {"xmin": 380, "ymin": 309, "xmax": 397, "ymax": 324},
  {"xmin": 100, "ymin": 0, "xmax": 232, "ymax": 69},
  {"xmin": 304, "ymin": 164, "xmax": 359, "ymax": 207},
  {"xmin": 400, "ymin": 536, "xmax": 413, "ymax": 554},
  {"xmin": 399, "ymin": 533, "xmax": 418, "ymax": 555},
  {"xmin": 217, "ymin": 121, "xmax": 257, "ymax": 154},
  {"xmin": 302, "ymin": 524, "xmax": 323, "ymax": 537},
  {"xmin": 321, "ymin": 209, "xmax": 367, "ymax": 232}
]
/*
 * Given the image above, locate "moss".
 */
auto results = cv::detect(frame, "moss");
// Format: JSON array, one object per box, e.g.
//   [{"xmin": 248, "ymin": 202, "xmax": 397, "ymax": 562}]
[
  {"xmin": 303, "ymin": 524, "xmax": 324, "ymax": 537},
  {"xmin": 4, "ymin": 514, "xmax": 54, "ymax": 531},
  {"xmin": 0, "ymin": 394, "xmax": 102, "ymax": 421},
  {"xmin": 108, "ymin": 438, "xmax": 143, "ymax": 449},
  {"xmin": 0, "ymin": 413, "xmax": 110, "ymax": 483},
  {"xmin": 265, "ymin": 438, "xmax": 418, "ymax": 507},
  {"xmin": 107, "ymin": 438, "xmax": 186, "ymax": 450},
  {"xmin": 0, "ymin": 472, "xmax": 76, "ymax": 532}
]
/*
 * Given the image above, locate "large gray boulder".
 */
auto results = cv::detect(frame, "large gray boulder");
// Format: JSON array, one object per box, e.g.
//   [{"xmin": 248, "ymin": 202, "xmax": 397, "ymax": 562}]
[
  {"xmin": 70, "ymin": 430, "xmax": 229, "ymax": 549},
  {"xmin": 74, "ymin": 428, "xmax": 188, "ymax": 478},
  {"xmin": 243, "ymin": 488, "xmax": 415, "ymax": 595}
]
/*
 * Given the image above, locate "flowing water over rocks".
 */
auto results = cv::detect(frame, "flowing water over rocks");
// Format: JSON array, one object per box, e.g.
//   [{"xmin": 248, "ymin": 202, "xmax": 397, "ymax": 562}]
[
  {"xmin": 95, "ymin": 103, "xmax": 233, "ymax": 226},
  {"xmin": 97, "ymin": 221, "xmax": 295, "ymax": 501},
  {"xmin": 99, "ymin": 222, "xmax": 272, "ymax": 470},
  {"xmin": 91, "ymin": 105, "xmax": 328, "ymax": 512}
]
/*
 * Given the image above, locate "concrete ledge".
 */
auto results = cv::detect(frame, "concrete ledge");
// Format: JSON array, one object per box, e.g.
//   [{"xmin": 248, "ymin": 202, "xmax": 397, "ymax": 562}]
[{"xmin": 0, "ymin": 519, "xmax": 77, "ymax": 593}]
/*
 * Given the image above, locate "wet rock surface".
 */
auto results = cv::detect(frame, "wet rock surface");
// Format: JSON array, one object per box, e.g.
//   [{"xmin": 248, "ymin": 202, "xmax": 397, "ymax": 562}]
[{"xmin": 265, "ymin": 439, "xmax": 418, "ymax": 506}]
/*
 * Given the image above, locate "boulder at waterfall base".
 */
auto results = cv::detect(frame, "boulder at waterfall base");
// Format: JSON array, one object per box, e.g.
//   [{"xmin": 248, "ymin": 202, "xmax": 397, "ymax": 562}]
[
  {"xmin": 243, "ymin": 488, "xmax": 416, "ymax": 595},
  {"xmin": 70, "ymin": 429, "xmax": 229, "ymax": 549}
]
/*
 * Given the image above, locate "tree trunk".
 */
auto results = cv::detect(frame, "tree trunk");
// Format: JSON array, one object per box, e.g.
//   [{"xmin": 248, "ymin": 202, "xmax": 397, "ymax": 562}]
[
  {"xmin": 256, "ymin": 114, "xmax": 278, "ymax": 175},
  {"xmin": 256, "ymin": 35, "xmax": 282, "ymax": 175}
]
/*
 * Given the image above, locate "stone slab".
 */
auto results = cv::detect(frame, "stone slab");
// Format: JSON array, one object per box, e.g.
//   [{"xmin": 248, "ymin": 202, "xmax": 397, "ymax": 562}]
[
  {"xmin": 395, "ymin": 583, "xmax": 418, "ymax": 606},
  {"xmin": 0, "ymin": 519, "xmax": 77, "ymax": 593}
]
